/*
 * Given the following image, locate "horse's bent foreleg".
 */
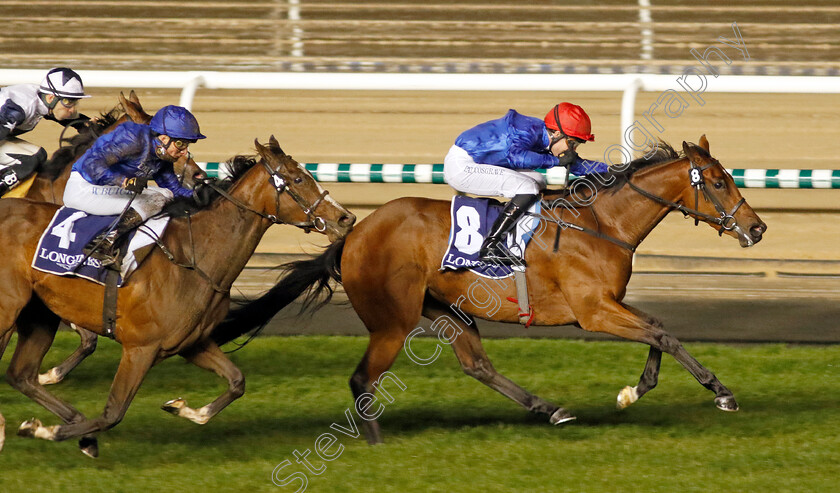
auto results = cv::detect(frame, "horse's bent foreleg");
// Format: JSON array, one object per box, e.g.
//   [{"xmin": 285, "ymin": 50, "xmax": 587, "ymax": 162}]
[
  {"xmin": 0, "ymin": 413, "xmax": 5, "ymax": 452},
  {"xmin": 39, "ymin": 323, "xmax": 98, "ymax": 386},
  {"xmin": 19, "ymin": 345, "xmax": 158, "ymax": 443},
  {"xmin": 616, "ymin": 303, "xmax": 663, "ymax": 409},
  {"xmin": 7, "ymin": 308, "xmax": 87, "ymax": 425},
  {"xmin": 162, "ymin": 341, "xmax": 244, "ymax": 425},
  {"xmin": 8, "ymin": 305, "xmax": 100, "ymax": 456},
  {"xmin": 577, "ymin": 297, "xmax": 737, "ymax": 411},
  {"xmin": 423, "ymin": 302, "xmax": 574, "ymax": 425}
]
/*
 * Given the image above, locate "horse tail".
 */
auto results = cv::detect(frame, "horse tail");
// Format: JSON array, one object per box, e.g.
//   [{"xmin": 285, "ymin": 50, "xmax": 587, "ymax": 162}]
[{"xmin": 211, "ymin": 237, "xmax": 345, "ymax": 347}]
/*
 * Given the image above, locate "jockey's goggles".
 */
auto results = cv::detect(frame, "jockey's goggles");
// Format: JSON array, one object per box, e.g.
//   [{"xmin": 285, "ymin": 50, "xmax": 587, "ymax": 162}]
[
  {"xmin": 58, "ymin": 97, "xmax": 80, "ymax": 108},
  {"xmin": 566, "ymin": 135, "xmax": 585, "ymax": 150},
  {"xmin": 169, "ymin": 138, "xmax": 196, "ymax": 151}
]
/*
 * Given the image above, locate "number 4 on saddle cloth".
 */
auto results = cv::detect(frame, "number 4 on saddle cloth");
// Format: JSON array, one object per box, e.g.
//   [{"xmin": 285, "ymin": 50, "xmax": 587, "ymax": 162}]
[{"xmin": 32, "ymin": 206, "xmax": 169, "ymax": 287}]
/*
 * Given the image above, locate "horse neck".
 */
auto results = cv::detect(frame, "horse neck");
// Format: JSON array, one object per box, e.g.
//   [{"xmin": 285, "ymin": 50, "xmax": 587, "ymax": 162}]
[
  {"xmin": 594, "ymin": 158, "xmax": 693, "ymax": 248},
  {"xmin": 171, "ymin": 165, "xmax": 277, "ymax": 289}
]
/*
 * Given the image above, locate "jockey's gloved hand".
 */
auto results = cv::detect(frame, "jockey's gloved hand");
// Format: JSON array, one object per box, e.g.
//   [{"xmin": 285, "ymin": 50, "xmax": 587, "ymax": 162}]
[
  {"xmin": 192, "ymin": 182, "xmax": 215, "ymax": 207},
  {"xmin": 122, "ymin": 176, "xmax": 148, "ymax": 193},
  {"xmin": 67, "ymin": 114, "xmax": 91, "ymax": 131},
  {"xmin": 556, "ymin": 149, "xmax": 579, "ymax": 168}
]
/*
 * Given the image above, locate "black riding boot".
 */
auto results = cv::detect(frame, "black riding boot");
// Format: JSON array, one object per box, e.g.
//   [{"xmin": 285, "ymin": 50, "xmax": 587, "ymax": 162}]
[
  {"xmin": 84, "ymin": 209, "xmax": 144, "ymax": 267},
  {"xmin": 478, "ymin": 193, "xmax": 539, "ymax": 263}
]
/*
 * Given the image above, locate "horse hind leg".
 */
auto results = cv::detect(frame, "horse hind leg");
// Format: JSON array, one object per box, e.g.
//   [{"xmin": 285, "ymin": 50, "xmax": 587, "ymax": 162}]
[
  {"xmin": 422, "ymin": 299, "xmax": 574, "ymax": 425},
  {"xmin": 162, "ymin": 341, "xmax": 244, "ymax": 425},
  {"xmin": 350, "ymin": 329, "xmax": 414, "ymax": 445},
  {"xmin": 39, "ymin": 323, "xmax": 98, "ymax": 386}
]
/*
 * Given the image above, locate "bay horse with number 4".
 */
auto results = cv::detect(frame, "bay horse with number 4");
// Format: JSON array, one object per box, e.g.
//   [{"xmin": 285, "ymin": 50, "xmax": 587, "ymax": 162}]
[
  {"xmin": 0, "ymin": 136, "xmax": 354, "ymax": 456},
  {"xmin": 212, "ymin": 136, "xmax": 766, "ymax": 444}
]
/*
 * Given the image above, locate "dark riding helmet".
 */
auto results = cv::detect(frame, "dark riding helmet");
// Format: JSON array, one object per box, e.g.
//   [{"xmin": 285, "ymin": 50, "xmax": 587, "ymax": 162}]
[{"xmin": 150, "ymin": 105, "xmax": 206, "ymax": 141}]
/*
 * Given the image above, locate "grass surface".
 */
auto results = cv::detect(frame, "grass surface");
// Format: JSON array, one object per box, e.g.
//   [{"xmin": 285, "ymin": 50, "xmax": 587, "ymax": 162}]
[{"xmin": 0, "ymin": 333, "xmax": 838, "ymax": 492}]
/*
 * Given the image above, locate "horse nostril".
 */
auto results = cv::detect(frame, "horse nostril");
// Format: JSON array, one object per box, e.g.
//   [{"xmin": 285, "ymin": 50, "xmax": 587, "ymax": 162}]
[
  {"xmin": 340, "ymin": 213, "xmax": 357, "ymax": 227},
  {"xmin": 750, "ymin": 224, "xmax": 765, "ymax": 239}
]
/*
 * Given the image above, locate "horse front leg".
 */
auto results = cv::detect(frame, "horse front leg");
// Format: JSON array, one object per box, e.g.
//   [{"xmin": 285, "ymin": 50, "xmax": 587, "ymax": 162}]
[
  {"xmin": 7, "ymin": 304, "xmax": 100, "ymax": 456},
  {"xmin": 161, "ymin": 341, "xmax": 245, "ymax": 424},
  {"xmin": 423, "ymin": 303, "xmax": 575, "ymax": 425},
  {"xmin": 18, "ymin": 344, "xmax": 158, "ymax": 446},
  {"xmin": 39, "ymin": 323, "xmax": 98, "ymax": 385},
  {"xmin": 616, "ymin": 303, "xmax": 663, "ymax": 409},
  {"xmin": 576, "ymin": 296, "xmax": 737, "ymax": 412}
]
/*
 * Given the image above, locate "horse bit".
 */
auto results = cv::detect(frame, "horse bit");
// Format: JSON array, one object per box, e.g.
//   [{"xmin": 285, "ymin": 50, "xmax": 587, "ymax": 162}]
[
  {"xmin": 205, "ymin": 157, "xmax": 329, "ymax": 233},
  {"xmin": 626, "ymin": 159, "xmax": 750, "ymax": 242}
]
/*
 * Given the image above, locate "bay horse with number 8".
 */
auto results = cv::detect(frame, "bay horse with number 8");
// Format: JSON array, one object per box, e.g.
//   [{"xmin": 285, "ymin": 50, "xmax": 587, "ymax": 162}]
[{"xmin": 212, "ymin": 135, "xmax": 766, "ymax": 444}]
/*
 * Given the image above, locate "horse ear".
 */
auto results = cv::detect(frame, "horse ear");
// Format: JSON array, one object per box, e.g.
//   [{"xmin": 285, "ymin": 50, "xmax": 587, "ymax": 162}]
[
  {"xmin": 682, "ymin": 141, "xmax": 693, "ymax": 156},
  {"xmin": 120, "ymin": 91, "xmax": 151, "ymax": 124},
  {"xmin": 255, "ymin": 138, "xmax": 270, "ymax": 160},
  {"xmin": 268, "ymin": 135, "xmax": 285, "ymax": 155},
  {"xmin": 698, "ymin": 134, "xmax": 710, "ymax": 152}
]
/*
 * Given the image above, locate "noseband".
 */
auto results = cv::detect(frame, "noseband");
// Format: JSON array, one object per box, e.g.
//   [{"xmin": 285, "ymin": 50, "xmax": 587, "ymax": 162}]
[
  {"xmin": 626, "ymin": 158, "xmax": 749, "ymax": 240},
  {"xmin": 205, "ymin": 158, "xmax": 329, "ymax": 233}
]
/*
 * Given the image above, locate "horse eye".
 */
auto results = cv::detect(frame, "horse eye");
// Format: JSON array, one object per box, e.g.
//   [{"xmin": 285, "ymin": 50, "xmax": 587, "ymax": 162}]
[
  {"xmin": 714, "ymin": 181, "xmax": 725, "ymax": 190},
  {"xmin": 294, "ymin": 177, "xmax": 303, "ymax": 184}
]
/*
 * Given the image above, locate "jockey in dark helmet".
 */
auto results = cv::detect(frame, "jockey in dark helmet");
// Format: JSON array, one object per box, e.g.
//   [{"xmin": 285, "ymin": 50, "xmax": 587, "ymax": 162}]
[
  {"xmin": 443, "ymin": 102, "xmax": 609, "ymax": 263},
  {"xmin": 0, "ymin": 67, "xmax": 91, "ymax": 196},
  {"xmin": 63, "ymin": 104, "xmax": 206, "ymax": 264}
]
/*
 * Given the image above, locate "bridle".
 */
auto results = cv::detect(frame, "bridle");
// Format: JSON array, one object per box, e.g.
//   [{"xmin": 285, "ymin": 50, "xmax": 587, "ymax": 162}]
[
  {"xmin": 204, "ymin": 157, "xmax": 329, "ymax": 233},
  {"xmin": 626, "ymin": 157, "xmax": 751, "ymax": 243}
]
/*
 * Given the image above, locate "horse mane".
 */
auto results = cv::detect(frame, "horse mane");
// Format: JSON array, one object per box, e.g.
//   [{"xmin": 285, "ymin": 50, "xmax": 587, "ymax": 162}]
[
  {"xmin": 543, "ymin": 141, "xmax": 684, "ymax": 203},
  {"xmin": 40, "ymin": 108, "xmax": 123, "ymax": 181},
  {"xmin": 161, "ymin": 154, "xmax": 261, "ymax": 216},
  {"xmin": 603, "ymin": 141, "xmax": 683, "ymax": 193}
]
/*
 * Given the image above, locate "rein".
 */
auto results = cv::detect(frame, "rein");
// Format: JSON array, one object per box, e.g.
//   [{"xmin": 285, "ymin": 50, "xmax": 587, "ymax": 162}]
[
  {"xmin": 148, "ymin": 155, "xmax": 331, "ymax": 293},
  {"xmin": 626, "ymin": 158, "xmax": 746, "ymax": 237},
  {"xmin": 205, "ymin": 158, "xmax": 329, "ymax": 233}
]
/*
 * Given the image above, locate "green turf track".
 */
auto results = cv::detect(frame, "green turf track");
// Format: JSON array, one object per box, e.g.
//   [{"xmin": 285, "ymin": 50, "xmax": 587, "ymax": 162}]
[{"xmin": 1, "ymin": 333, "xmax": 838, "ymax": 492}]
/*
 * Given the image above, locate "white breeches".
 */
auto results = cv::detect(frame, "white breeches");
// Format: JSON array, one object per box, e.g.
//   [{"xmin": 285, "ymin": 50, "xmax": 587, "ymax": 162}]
[
  {"xmin": 443, "ymin": 145, "xmax": 546, "ymax": 198},
  {"xmin": 0, "ymin": 138, "xmax": 41, "ymax": 168},
  {"xmin": 63, "ymin": 171, "xmax": 174, "ymax": 220}
]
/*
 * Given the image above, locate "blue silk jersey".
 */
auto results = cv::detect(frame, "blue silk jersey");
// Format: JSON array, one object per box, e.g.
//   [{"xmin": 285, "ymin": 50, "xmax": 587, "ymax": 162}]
[
  {"xmin": 72, "ymin": 121, "xmax": 192, "ymax": 198},
  {"xmin": 454, "ymin": 109, "xmax": 608, "ymax": 175}
]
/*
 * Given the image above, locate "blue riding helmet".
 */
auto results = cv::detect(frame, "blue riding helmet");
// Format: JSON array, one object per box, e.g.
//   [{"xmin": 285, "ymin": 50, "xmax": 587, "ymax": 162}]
[{"xmin": 149, "ymin": 105, "xmax": 206, "ymax": 140}]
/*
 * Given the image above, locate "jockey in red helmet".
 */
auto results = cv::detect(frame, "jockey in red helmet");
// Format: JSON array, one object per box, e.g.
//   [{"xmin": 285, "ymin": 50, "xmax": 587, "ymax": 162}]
[
  {"xmin": 0, "ymin": 67, "xmax": 92, "ymax": 196},
  {"xmin": 443, "ymin": 102, "xmax": 607, "ymax": 263},
  {"xmin": 63, "ymin": 105, "xmax": 206, "ymax": 264}
]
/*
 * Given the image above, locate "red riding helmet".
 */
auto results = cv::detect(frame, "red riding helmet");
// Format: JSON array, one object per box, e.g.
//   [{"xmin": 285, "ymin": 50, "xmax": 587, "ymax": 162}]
[{"xmin": 544, "ymin": 103, "xmax": 595, "ymax": 142}]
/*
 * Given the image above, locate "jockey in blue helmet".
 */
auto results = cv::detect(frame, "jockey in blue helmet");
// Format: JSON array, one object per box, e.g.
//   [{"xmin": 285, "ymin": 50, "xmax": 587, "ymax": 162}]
[
  {"xmin": 0, "ymin": 67, "xmax": 92, "ymax": 195},
  {"xmin": 63, "ymin": 104, "xmax": 206, "ymax": 263}
]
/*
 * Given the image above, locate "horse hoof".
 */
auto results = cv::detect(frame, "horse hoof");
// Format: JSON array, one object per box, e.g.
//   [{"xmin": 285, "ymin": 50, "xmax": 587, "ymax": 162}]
[
  {"xmin": 715, "ymin": 396, "xmax": 739, "ymax": 412},
  {"xmin": 79, "ymin": 436, "xmax": 99, "ymax": 458},
  {"xmin": 17, "ymin": 418, "xmax": 43, "ymax": 439},
  {"xmin": 161, "ymin": 398, "xmax": 186, "ymax": 415},
  {"xmin": 549, "ymin": 408, "xmax": 576, "ymax": 425},
  {"xmin": 616, "ymin": 386, "xmax": 639, "ymax": 409}
]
